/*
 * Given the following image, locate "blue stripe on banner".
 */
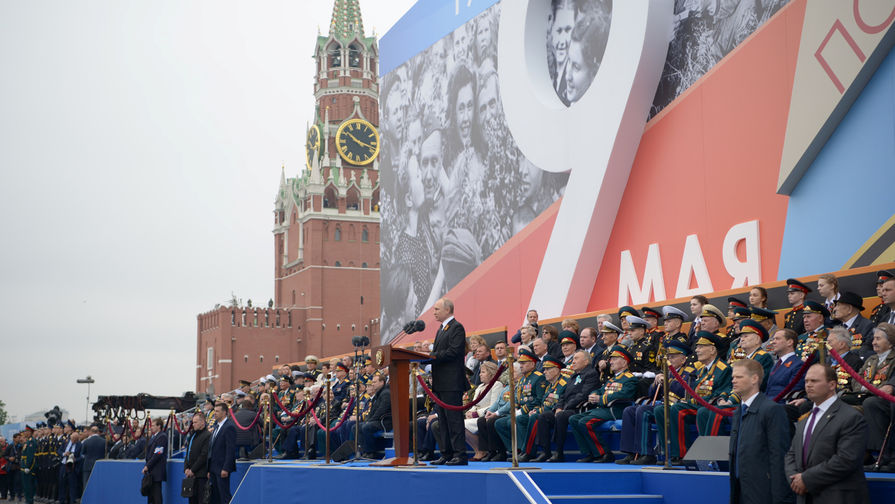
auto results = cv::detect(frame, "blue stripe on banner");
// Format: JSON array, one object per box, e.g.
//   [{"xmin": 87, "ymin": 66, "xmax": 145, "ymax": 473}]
[{"xmin": 379, "ymin": 0, "xmax": 500, "ymax": 76}]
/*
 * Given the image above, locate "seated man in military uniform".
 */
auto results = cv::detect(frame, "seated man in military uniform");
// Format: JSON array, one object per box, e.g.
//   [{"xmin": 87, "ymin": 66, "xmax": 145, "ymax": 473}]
[
  {"xmin": 569, "ymin": 346, "xmax": 639, "ymax": 463},
  {"xmin": 520, "ymin": 354, "xmax": 567, "ymax": 462},
  {"xmin": 495, "ymin": 349, "xmax": 545, "ymax": 459},
  {"xmin": 618, "ymin": 340, "xmax": 698, "ymax": 465},
  {"xmin": 654, "ymin": 332, "xmax": 731, "ymax": 464},
  {"xmin": 796, "ymin": 301, "xmax": 830, "ymax": 361}
]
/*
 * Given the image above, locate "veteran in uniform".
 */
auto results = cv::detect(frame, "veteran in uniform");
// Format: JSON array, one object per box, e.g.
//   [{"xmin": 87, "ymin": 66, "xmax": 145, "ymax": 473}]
[
  {"xmin": 595, "ymin": 322, "xmax": 623, "ymax": 384},
  {"xmin": 520, "ymin": 355, "xmax": 567, "ymax": 462},
  {"xmin": 570, "ymin": 346, "xmax": 639, "ymax": 463},
  {"xmin": 495, "ymin": 349, "xmax": 546, "ymax": 458},
  {"xmin": 655, "ymin": 332, "xmax": 731, "ymax": 463},
  {"xmin": 618, "ymin": 340, "xmax": 699, "ymax": 465},
  {"xmin": 661, "ymin": 306, "xmax": 690, "ymax": 347},
  {"xmin": 796, "ymin": 301, "xmax": 830, "ymax": 362}
]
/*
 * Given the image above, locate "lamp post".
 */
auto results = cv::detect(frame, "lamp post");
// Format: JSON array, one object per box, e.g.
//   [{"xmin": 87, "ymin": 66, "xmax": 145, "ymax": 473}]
[{"xmin": 76, "ymin": 375, "xmax": 95, "ymax": 424}]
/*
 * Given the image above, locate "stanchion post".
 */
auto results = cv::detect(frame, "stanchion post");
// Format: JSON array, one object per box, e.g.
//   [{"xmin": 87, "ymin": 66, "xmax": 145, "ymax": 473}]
[
  {"xmin": 325, "ymin": 374, "xmax": 332, "ymax": 464},
  {"xmin": 265, "ymin": 397, "xmax": 272, "ymax": 463},
  {"xmin": 411, "ymin": 363, "xmax": 420, "ymax": 466},
  {"xmin": 304, "ymin": 404, "xmax": 311, "ymax": 460},
  {"xmin": 506, "ymin": 355, "xmax": 519, "ymax": 468},
  {"xmin": 168, "ymin": 410, "xmax": 175, "ymax": 457},
  {"xmin": 662, "ymin": 356, "xmax": 671, "ymax": 469}
]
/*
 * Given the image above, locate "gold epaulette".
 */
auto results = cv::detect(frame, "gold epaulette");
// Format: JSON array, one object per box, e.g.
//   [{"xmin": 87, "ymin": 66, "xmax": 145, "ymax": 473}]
[
  {"xmin": 622, "ymin": 372, "xmax": 634, "ymax": 378},
  {"xmin": 533, "ymin": 371, "xmax": 543, "ymax": 376},
  {"xmin": 691, "ymin": 361, "xmax": 705, "ymax": 370},
  {"xmin": 716, "ymin": 361, "xmax": 729, "ymax": 370},
  {"xmin": 755, "ymin": 349, "xmax": 767, "ymax": 356},
  {"xmin": 558, "ymin": 378, "xmax": 567, "ymax": 386}
]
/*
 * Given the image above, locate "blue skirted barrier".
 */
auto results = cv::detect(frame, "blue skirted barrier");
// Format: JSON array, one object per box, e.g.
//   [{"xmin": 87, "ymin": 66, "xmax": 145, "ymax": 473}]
[{"xmin": 82, "ymin": 458, "xmax": 895, "ymax": 504}]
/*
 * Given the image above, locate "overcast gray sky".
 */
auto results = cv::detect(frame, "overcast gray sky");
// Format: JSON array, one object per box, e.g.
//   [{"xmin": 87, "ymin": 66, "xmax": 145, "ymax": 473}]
[{"xmin": 0, "ymin": 0, "xmax": 415, "ymax": 424}]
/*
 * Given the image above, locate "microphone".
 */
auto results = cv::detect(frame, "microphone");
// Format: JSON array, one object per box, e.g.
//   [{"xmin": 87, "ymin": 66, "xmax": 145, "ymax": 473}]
[{"xmin": 403, "ymin": 320, "xmax": 426, "ymax": 335}]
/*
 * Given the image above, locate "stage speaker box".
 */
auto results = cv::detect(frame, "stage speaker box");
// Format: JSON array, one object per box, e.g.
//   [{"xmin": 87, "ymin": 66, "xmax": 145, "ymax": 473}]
[
  {"xmin": 683, "ymin": 435, "xmax": 730, "ymax": 472},
  {"xmin": 331, "ymin": 440, "xmax": 356, "ymax": 462}
]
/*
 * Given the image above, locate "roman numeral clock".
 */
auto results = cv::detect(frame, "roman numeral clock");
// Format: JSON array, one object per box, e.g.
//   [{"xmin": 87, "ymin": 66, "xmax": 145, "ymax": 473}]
[{"xmin": 335, "ymin": 118, "xmax": 379, "ymax": 165}]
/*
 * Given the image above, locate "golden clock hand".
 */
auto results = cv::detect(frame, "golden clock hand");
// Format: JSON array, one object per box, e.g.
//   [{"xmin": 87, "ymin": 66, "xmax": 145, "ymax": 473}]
[{"xmin": 346, "ymin": 131, "xmax": 373, "ymax": 150}]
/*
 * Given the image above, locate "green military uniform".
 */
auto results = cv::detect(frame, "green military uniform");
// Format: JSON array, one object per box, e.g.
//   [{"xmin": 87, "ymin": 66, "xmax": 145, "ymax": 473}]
[
  {"xmin": 496, "ymin": 363, "xmax": 546, "ymax": 454},
  {"xmin": 518, "ymin": 356, "xmax": 567, "ymax": 458},
  {"xmin": 570, "ymin": 346, "xmax": 639, "ymax": 461},
  {"xmin": 21, "ymin": 433, "xmax": 37, "ymax": 504},
  {"xmin": 655, "ymin": 332, "xmax": 732, "ymax": 460}
]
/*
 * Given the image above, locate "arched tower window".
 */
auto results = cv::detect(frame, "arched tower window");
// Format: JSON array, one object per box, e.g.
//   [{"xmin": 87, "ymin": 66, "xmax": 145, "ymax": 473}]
[
  {"xmin": 348, "ymin": 43, "xmax": 361, "ymax": 68},
  {"xmin": 334, "ymin": 226, "xmax": 342, "ymax": 241},
  {"xmin": 328, "ymin": 42, "xmax": 342, "ymax": 68},
  {"xmin": 324, "ymin": 186, "xmax": 337, "ymax": 209},
  {"xmin": 361, "ymin": 227, "xmax": 369, "ymax": 242}
]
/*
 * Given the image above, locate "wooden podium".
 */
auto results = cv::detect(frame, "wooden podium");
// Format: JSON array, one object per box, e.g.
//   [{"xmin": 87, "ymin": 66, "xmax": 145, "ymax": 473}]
[{"xmin": 369, "ymin": 344, "xmax": 430, "ymax": 466}]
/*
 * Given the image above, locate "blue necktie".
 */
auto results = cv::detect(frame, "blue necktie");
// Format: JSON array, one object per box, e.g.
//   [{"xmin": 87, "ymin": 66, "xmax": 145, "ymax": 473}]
[{"xmin": 736, "ymin": 404, "xmax": 748, "ymax": 479}]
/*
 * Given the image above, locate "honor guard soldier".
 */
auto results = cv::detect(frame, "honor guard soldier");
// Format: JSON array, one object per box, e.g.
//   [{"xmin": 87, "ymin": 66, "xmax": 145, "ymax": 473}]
[
  {"xmin": 796, "ymin": 301, "xmax": 830, "ymax": 361},
  {"xmin": 784, "ymin": 278, "xmax": 811, "ymax": 335},
  {"xmin": 332, "ymin": 362, "xmax": 352, "ymax": 404},
  {"xmin": 655, "ymin": 332, "xmax": 731, "ymax": 464},
  {"xmin": 661, "ymin": 306, "xmax": 690, "ymax": 348},
  {"xmin": 495, "ymin": 349, "xmax": 546, "ymax": 458},
  {"xmin": 626, "ymin": 316, "xmax": 659, "ymax": 375},
  {"xmin": 304, "ymin": 355, "xmax": 321, "ymax": 381},
  {"xmin": 21, "ymin": 426, "xmax": 37, "ymax": 504},
  {"xmin": 569, "ymin": 346, "xmax": 639, "ymax": 463},
  {"xmin": 520, "ymin": 355, "xmax": 568, "ymax": 462},
  {"xmin": 726, "ymin": 306, "xmax": 751, "ymax": 348},
  {"xmin": 618, "ymin": 306, "xmax": 641, "ymax": 337},
  {"xmin": 641, "ymin": 307, "xmax": 665, "ymax": 346},
  {"xmin": 596, "ymin": 322, "xmax": 624, "ymax": 384},
  {"xmin": 618, "ymin": 340, "xmax": 699, "ymax": 465}
]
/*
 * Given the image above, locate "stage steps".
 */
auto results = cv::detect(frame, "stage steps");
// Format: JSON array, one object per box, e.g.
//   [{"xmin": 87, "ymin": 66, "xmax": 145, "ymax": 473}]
[{"xmin": 547, "ymin": 495, "xmax": 663, "ymax": 504}]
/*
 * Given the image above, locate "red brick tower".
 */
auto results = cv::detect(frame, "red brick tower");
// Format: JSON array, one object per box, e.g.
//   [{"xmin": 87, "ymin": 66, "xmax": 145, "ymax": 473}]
[{"xmin": 196, "ymin": 0, "xmax": 380, "ymax": 395}]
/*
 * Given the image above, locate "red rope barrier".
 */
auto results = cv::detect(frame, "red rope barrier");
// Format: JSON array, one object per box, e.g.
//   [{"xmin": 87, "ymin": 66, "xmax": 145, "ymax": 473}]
[
  {"xmin": 273, "ymin": 388, "xmax": 323, "ymax": 417},
  {"xmin": 269, "ymin": 390, "xmax": 324, "ymax": 430},
  {"xmin": 772, "ymin": 353, "xmax": 816, "ymax": 403},
  {"xmin": 829, "ymin": 347, "xmax": 895, "ymax": 404},
  {"xmin": 668, "ymin": 365, "xmax": 734, "ymax": 417},
  {"xmin": 227, "ymin": 407, "xmax": 262, "ymax": 432},
  {"xmin": 169, "ymin": 413, "xmax": 193, "ymax": 436},
  {"xmin": 310, "ymin": 397, "xmax": 355, "ymax": 432},
  {"xmin": 415, "ymin": 364, "xmax": 507, "ymax": 411}
]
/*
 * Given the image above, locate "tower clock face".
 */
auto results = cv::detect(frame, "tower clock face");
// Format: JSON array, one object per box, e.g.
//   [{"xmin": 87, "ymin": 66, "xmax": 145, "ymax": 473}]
[
  {"xmin": 335, "ymin": 118, "xmax": 379, "ymax": 166},
  {"xmin": 306, "ymin": 125, "xmax": 321, "ymax": 169}
]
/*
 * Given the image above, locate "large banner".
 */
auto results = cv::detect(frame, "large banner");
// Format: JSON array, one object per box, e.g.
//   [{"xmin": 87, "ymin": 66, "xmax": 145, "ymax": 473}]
[{"xmin": 379, "ymin": 0, "xmax": 895, "ymax": 343}]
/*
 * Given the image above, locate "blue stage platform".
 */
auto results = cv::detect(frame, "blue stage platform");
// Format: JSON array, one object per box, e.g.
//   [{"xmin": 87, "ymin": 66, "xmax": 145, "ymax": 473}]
[{"xmin": 83, "ymin": 458, "xmax": 895, "ymax": 504}]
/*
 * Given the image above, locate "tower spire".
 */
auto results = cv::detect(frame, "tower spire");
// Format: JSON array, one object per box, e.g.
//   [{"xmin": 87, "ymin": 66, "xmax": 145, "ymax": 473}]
[{"xmin": 329, "ymin": 0, "xmax": 365, "ymax": 40}]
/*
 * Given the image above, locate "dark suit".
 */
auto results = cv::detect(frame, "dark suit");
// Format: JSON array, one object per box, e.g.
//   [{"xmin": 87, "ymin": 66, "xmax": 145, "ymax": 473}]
[
  {"xmin": 429, "ymin": 316, "xmax": 468, "ymax": 459},
  {"xmin": 766, "ymin": 354, "xmax": 804, "ymax": 402},
  {"xmin": 207, "ymin": 418, "xmax": 236, "ymax": 504},
  {"xmin": 80, "ymin": 434, "xmax": 105, "ymax": 490},
  {"xmin": 729, "ymin": 393, "xmax": 794, "ymax": 504},
  {"xmin": 184, "ymin": 429, "xmax": 210, "ymax": 504},
  {"xmin": 144, "ymin": 432, "xmax": 167, "ymax": 504},
  {"xmin": 785, "ymin": 399, "xmax": 869, "ymax": 504},
  {"xmin": 360, "ymin": 386, "xmax": 392, "ymax": 454},
  {"xmin": 847, "ymin": 315, "xmax": 876, "ymax": 358}
]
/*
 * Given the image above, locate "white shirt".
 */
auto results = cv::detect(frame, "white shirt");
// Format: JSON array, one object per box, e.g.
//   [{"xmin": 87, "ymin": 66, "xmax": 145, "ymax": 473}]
[
  {"xmin": 803, "ymin": 394, "xmax": 837, "ymax": 442},
  {"xmin": 742, "ymin": 392, "xmax": 760, "ymax": 409},
  {"xmin": 777, "ymin": 351, "xmax": 795, "ymax": 363},
  {"xmin": 441, "ymin": 315, "xmax": 455, "ymax": 331},
  {"xmin": 843, "ymin": 313, "xmax": 858, "ymax": 329}
]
